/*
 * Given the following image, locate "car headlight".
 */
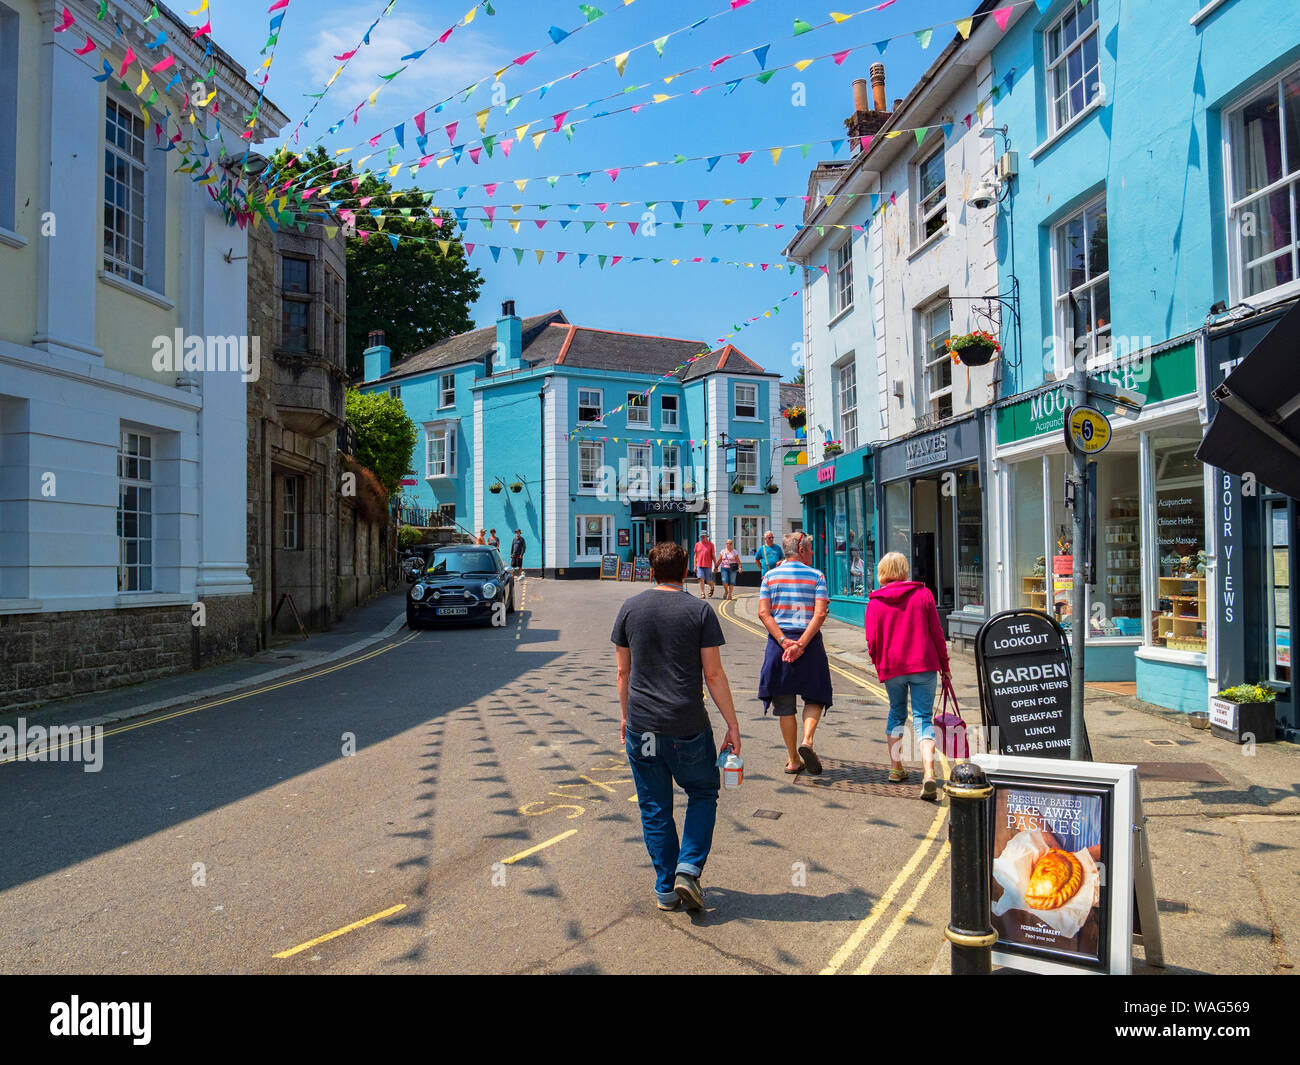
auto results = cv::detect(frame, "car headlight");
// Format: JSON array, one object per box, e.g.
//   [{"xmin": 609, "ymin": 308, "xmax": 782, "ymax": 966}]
[
  {"xmin": 411, "ymin": 584, "xmax": 425, "ymax": 601},
  {"xmin": 481, "ymin": 582, "xmax": 498, "ymax": 599}
]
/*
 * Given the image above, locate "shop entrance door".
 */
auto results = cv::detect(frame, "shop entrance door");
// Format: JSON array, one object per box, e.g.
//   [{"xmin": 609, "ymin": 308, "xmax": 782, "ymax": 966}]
[
  {"xmin": 653, "ymin": 517, "xmax": 679, "ymax": 549},
  {"xmin": 910, "ymin": 475, "xmax": 955, "ymax": 614},
  {"xmin": 813, "ymin": 504, "xmax": 828, "ymax": 576}
]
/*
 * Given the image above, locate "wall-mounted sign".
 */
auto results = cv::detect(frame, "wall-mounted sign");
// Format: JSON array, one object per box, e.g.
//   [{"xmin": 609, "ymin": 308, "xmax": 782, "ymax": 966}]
[
  {"xmin": 974, "ymin": 754, "xmax": 1163, "ymax": 975},
  {"xmin": 876, "ymin": 412, "xmax": 983, "ymax": 483},
  {"xmin": 631, "ymin": 498, "xmax": 707, "ymax": 515},
  {"xmin": 617, "ymin": 528, "xmax": 630, "ymax": 547},
  {"xmin": 817, "ymin": 462, "xmax": 835, "ymax": 483},
  {"xmin": 905, "ymin": 430, "xmax": 948, "ymax": 470}
]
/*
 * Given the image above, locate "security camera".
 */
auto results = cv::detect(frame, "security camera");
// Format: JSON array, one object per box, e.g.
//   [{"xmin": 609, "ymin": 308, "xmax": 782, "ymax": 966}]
[{"xmin": 967, "ymin": 182, "xmax": 1000, "ymax": 210}]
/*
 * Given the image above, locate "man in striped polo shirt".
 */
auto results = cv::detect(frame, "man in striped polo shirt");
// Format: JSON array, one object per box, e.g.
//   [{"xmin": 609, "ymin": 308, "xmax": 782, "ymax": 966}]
[{"xmin": 757, "ymin": 531, "xmax": 833, "ymax": 775}]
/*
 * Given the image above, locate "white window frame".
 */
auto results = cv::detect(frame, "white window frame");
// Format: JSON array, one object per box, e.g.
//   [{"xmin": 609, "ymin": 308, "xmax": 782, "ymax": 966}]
[
  {"xmin": 425, "ymin": 422, "xmax": 457, "ymax": 478},
  {"xmin": 627, "ymin": 443, "xmax": 652, "ymax": 499},
  {"xmin": 439, "ymin": 371, "xmax": 456, "ymax": 409},
  {"xmin": 577, "ymin": 387, "xmax": 603, "ymax": 423},
  {"xmin": 832, "ymin": 238, "xmax": 854, "ymax": 316},
  {"xmin": 626, "ymin": 390, "xmax": 650, "ymax": 426},
  {"xmin": 837, "ymin": 360, "xmax": 858, "ymax": 452},
  {"xmin": 734, "ymin": 382, "xmax": 759, "ymax": 420},
  {"xmin": 915, "ymin": 147, "xmax": 947, "ymax": 245},
  {"xmin": 733, "ymin": 515, "xmax": 768, "ymax": 559},
  {"xmin": 388, "ymin": 385, "xmax": 401, "ymax": 399},
  {"xmin": 1045, "ymin": 0, "xmax": 1100, "ymax": 135},
  {"xmin": 1052, "ymin": 194, "xmax": 1111, "ymax": 373},
  {"xmin": 0, "ymin": 2, "xmax": 17, "ymax": 234},
  {"xmin": 117, "ymin": 430, "xmax": 153, "ymax": 593},
  {"xmin": 735, "ymin": 442, "xmax": 758, "ymax": 489},
  {"xmin": 578, "ymin": 440, "xmax": 603, "ymax": 492},
  {"xmin": 574, "ymin": 514, "xmax": 613, "ymax": 559},
  {"xmin": 1224, "ymin": 61, "xmax": 1300, "ymax": 305},
  {"xmin": 662, "ymin": 443, "xmax": 680, "ymax": 495},
  {"xmin": 661, "ymin": 393, "xmax": 679, "ymax": 429},
  {"xmin": 282, "ymin": 476, "xmax": 300, "ymax": 550},
  {"xmin": 103, "ymin": 97, "xmax": 147, "ymax": 286},
  {"xmin": 921, "ymin": 301, "xmax": 953, "ymax": 421}
]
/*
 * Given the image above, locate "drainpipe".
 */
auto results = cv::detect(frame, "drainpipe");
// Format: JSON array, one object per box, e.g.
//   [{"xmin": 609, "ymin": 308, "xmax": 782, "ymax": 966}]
[{"xmin": 538, "ymin": 382, "xmax": 546, "ymax": 577}]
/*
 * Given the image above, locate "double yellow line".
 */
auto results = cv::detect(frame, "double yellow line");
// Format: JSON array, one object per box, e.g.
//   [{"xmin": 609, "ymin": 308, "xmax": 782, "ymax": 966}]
[{"xmin": 716, "ymin": 594, "xmax": 951, "ymax": 975}]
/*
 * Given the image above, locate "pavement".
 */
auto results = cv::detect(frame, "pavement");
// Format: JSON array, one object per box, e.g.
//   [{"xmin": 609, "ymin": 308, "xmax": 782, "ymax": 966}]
[{"xmin": 0, "ymin": 579, "xmax": 1294, "ymax": 975}]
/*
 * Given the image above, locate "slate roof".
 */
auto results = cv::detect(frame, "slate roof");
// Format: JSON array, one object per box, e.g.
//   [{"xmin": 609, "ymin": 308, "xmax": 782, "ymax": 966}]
[
  {"xmin": 362, "ymin": 311, "xmax": 776, "ymax": 385},
  {"xmin": 366, "ymin": 310, "xmax": 568, "ymax": 384},
  {"xmin": 780, "ymin": 382, "xmax": 805, "ymax": 409}
]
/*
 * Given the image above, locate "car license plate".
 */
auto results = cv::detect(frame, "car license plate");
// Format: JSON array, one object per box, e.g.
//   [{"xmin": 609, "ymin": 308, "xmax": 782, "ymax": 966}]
[{"xmin": 436, "ymin": 607, "xmax": 468, "ymax": 617}]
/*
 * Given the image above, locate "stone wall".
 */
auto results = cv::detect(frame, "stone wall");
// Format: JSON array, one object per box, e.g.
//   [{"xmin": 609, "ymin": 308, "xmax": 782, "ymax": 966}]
[{"xmin": 0, "ymin": 593, "xmax": 257, "ymax": 712}]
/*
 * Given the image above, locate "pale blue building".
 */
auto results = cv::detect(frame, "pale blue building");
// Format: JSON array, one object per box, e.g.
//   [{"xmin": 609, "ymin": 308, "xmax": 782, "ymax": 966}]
[{"xmin": 360, "ymin": 302, "xmax": 786, "ymax": 576}]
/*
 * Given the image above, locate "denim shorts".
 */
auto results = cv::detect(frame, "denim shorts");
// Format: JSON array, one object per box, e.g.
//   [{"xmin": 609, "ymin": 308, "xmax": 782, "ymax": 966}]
[
  {"xmin": 696, "ymin": 565, "xmax": 714, "ymax": 582},
  {"xmin": 884, "ymin": 672, "xmax": 938, "ymax": 741},
  {"xmin": 717, "ymin": 567, "xmax": 737, "ymax": 586}
]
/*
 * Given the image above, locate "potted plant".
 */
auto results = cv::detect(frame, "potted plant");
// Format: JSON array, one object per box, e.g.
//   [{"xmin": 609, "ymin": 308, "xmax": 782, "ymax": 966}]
[
  {"xmin": 946, "ymin": 329, "xmax": 1001, "ymax": 367},
  {"xmin": 509, "ymin": 481, "xmax": 524, "ymax": 493},
  {"xmin": 823, "ymin": 442, "xmax": 843, "ymax": 457},
  {"xmin": 783, "ymin": 405, "xmax": 806, "ymax": 430},
  {"xmin": 765, "ymin": 480, "xmax": 779, "ymax": 494},
  {"xmin": 488, "ymin": 479, "xmax": 504, "ymax": 494},
  {"xmin": 731, "ymin": 480, "xmax": 747, "ymax": 494},
  {"xmin": 1208, "ymin": 682, "xmax": 1278, "ymax": 745}
]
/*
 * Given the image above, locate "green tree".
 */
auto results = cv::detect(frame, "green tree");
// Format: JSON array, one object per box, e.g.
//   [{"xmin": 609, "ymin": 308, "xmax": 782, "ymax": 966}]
[
  {"xmin": 344, "ymin": 388, "xmax": 417, "ymax": 498},
  {"xmin": 790, "ymin": 367, "xmax": 806, "ymax": 385},
  {"xmin": 262, "ymin": 146, "xmax": 483, "ymax": 377}
]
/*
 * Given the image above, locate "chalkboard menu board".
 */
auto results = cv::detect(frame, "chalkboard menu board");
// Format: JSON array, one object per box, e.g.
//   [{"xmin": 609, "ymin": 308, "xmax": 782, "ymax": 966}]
[
  {"xmin": 633, "ymin": 555, "xmax": 652, "ymax": 582},
  {"xmin": 975, "ymin": 610, "xmax": 1091, "ymax": 759},
  {"xmin": 600, "ymin": 554, "xmax": 619, "ymax": 580},
  {"xmin": 618, "ymin": 561, "xmax": 633, "ymax": 581}
]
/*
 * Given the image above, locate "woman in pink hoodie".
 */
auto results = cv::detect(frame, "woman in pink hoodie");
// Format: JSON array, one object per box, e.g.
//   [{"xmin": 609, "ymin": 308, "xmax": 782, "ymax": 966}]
[{"xmin": 863, "ymin": 551, "xmax": 951, "ymax": 800}]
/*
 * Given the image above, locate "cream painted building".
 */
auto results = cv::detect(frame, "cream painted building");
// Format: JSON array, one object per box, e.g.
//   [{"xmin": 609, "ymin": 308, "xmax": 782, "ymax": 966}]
[{"xmin": 0, "ymin": 0, "xmax": 286, "ymax": 708}]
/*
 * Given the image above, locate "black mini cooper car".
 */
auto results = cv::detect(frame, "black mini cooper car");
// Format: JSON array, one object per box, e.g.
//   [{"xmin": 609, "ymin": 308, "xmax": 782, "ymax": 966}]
[{"xmin": 406, "ymin": 546, "xmax": 516, "ymax": 628}]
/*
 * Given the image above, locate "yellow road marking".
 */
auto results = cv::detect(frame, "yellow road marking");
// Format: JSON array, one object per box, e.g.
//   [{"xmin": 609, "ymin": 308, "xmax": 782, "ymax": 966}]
[
  {"xmin": 717, "ymin": 594, "xmax": 954, "ymax": 975},
  {"xmin": 2, "ymin": 629, "xmax": 422, "ymax": 765},
  {"xmin": 853, "ymin": 840, "xmax": 952, "ymax": 975},
  {"xmin": 500, "ymin": 829, "xmax": 578, "ymax": 865},
  {"xmin": 273, "ymin": 903, "xmax": 407, "ymax": 959}
]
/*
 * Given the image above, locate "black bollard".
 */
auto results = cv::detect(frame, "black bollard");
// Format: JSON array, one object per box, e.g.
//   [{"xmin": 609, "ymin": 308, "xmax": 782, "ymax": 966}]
[{"xmin": 944, "ymin": 760, "xmax": 996, "ymax": 975}]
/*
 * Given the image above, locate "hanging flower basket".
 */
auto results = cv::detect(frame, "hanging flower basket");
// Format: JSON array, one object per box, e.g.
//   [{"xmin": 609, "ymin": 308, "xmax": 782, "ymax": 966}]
[
  {"xmin": 731, "ymin": 481, "xmax": 747, "ymax": 494},
  {"xmin": 489, "ymin": 481, "xmax": 503, "ymax": 494},
  {"xmin": 509, "ymin": 482, "xmax": 524, "ymax": 493},
  {"xmin": 765, "ymin": 482, "xmax": 780, "ymax": 494},
  {"xmin": 946, "ymin": 330, "xmax": 1001, "ymax": 367},
  {"xmin": 783, "ymin": 405, "xmax": 806, "ymax": 430}
]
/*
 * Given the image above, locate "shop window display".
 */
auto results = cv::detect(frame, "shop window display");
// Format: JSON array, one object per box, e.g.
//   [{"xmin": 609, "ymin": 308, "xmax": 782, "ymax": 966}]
[
  {"xmin": 1012, "ymin": 459, "xmax": 1048, "ymax": 609},
  {"xmin": 1090, "ymin": 445, "xmax": 1142, "ymax": 637},
  {"xmin": 1150, "ymin": 427, "xmax": 1207, "ymax": 652},
  {"xmin": 831, "ymin": 489, "xmax": 849, "ymax": 596},
  {"xmin": 956, "ymin": 467, "xmax": 984, "ymax": 610},
  {"xmin": 847, "ymin": 485, "xmax": 867, "ymax": 597}
]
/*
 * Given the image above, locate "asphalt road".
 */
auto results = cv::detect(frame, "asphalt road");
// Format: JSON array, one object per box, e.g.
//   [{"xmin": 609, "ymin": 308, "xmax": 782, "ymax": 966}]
[{"xmin": 0, "ymin": 579, "xmax": 955, "ymax": 975}]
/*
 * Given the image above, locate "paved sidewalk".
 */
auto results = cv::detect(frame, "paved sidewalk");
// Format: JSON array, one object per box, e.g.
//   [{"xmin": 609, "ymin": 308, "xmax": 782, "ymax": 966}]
[
  {"xmin": 10, "ymin": 587, "xmax": 409, "ymax": 733},
  {"xmin": 730, "ymin": 592, "xmax": 1299, "ymax": 975}
]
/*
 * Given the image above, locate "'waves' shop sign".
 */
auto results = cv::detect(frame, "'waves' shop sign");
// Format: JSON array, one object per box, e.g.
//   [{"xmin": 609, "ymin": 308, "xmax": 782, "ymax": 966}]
[{"xmin": 975, "ymin": 610, "xmax": 1092, "ymax": 758}]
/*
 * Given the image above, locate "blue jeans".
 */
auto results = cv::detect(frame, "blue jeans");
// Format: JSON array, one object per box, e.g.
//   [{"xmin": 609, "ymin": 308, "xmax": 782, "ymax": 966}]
[
  {"xmin": 884, "ymin": 672, "xmax": 938, "ymax": 743},
  {"xmin": 625, "ymin": 728, "xmax": 720, "ymax": 905}
]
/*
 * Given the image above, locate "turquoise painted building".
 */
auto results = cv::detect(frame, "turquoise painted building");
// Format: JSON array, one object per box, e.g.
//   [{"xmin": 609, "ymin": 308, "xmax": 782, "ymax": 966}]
[
  {"xmin": 360, "ymin": 302, "xmax": 786, "ymax": 576},
  {"xmin": 985, "ymin": 0, "xmax": 1300, "ymax": 713}
]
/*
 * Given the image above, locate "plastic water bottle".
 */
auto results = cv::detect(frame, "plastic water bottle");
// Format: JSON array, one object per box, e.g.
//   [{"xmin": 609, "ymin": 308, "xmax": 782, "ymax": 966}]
[{"xmin": 722, "ymin": 747, "xmax": 743, "ymax": 790}]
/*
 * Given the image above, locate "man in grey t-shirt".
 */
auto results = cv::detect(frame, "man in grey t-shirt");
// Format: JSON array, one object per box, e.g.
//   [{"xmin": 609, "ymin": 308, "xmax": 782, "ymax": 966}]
[{"xmin": 612, "ymin": 541, "xmax": 741, "ymax": 913}]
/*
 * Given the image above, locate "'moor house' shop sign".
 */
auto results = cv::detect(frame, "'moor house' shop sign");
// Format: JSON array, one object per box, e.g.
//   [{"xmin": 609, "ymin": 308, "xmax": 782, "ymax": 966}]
[{"xmin": 976, "ymin": 610, "xmax": 1092, "ymax": 759}]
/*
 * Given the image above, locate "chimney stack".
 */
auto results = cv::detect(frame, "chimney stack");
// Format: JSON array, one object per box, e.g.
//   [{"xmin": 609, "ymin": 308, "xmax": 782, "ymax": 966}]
[
  {"xmin": 852, "ymin": 78, "xmax": 869, "ymax": 113},
  {"xmin": 367, "ymin": 329, "xmax": 385, "ymax": 348},
  {"xmin": 502, "ymin": 299, "xmax": 516, "ymax": 318},
  {"xmin": 870, "ymin": 63, "xmax": 887, "ymax": 112}
]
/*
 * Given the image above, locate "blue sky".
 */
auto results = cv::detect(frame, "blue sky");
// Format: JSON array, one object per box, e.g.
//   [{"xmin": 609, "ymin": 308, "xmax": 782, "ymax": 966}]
[{"xmin": 210, "ymin": 0, "xmax": 979, "ymax": 376}]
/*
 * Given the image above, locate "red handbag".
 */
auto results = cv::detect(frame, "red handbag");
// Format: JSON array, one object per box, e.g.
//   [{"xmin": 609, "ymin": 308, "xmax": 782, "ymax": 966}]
[{"xmin": 933, "ymin": 675, "xmax": 969, "ymax": 760}]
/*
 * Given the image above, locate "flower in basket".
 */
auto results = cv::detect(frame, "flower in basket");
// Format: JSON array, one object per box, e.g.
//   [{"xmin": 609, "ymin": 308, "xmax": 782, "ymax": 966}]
[
  {"xmin": 823, "ymin": 442, "xmax": 843, "ymax": 457},
  {"xmin": 731, "ymin": 480, "xmax": 747, "ymax": 494},
  {"xmin": 509, "ymin": 481, "xmax": 524, "ymax": 493},
  {"xmin": 783, "ymin": 405, "xmax": 806, "ymax": 429},
  {"xmin": 946, "ymin": 330, "xmax": 1002, "ymax": 367}
]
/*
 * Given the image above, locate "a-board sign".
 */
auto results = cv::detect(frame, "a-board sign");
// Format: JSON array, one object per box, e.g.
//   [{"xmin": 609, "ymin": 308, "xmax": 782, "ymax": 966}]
[
  {"xmin": 618, "ymin": 561, "xmax": 633, "ymax": 581},
  {"xmin": 633, "ymin": 555, "xmax": 652, "ymax": 582},
  {"xmin": 975, "ymin": 609, "xmax": 1091, "ymax": 759},
  {"xmin": 973, "ymin": 754, "xmax": 1164, "ymax": 975},
  {"xmin": 599, "ymin": 554, "xmax": 619, "ymax": 580}
]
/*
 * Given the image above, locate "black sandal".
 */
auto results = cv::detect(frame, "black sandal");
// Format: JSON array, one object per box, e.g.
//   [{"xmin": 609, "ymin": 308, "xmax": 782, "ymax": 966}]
[{"xmin": 797, "ymin": 744, "xmax": 822, "ymax": 775}]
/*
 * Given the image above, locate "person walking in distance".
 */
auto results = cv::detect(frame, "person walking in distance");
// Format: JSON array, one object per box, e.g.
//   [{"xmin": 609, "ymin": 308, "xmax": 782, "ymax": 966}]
[
  {"xmin": 757, "ymin": 532, "xmax": 832, "ymax": 775},
  {"xmin": 612, "ymin": 542, "xmax": 742, "ymax": 912},
  {"xmin": 509, "ymin": 528, "xmax": 526, "ymax": 578},
  {"xmin": 716, "ymin": 538, "xmax": 742, "ymax": 602},
  {"xmin": 755, "ymin": 529, "xmax": 782, "ymax": 579},
  {"xmin": 863, "ymin": 551, "xmax": 951, "ymax": 800},
  {"xmin": 693, "ymin": 530, "xmax": 716, "ymax": 599},
  {"xmin": 488, "ymin": 529, "xmax": 500, "ymax": 550}
]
